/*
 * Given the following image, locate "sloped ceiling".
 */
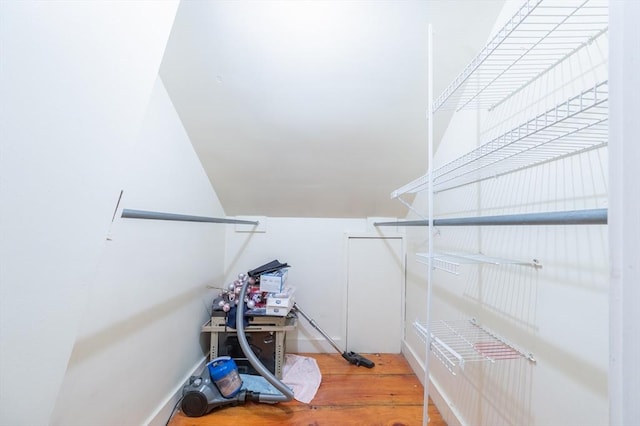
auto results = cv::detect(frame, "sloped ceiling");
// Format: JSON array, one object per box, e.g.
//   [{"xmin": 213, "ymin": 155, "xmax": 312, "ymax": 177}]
[{"xmin": 159, "ymin": 0, "xmax": 504, "ymax": 218}]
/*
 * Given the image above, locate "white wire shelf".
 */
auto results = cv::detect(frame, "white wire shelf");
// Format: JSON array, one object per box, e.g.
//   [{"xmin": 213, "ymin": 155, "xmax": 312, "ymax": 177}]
[
  {"xmin": 433, "ymin": 0, "xmax": 609, "ymax": 113},
  {"xmin": 391, "ymin": 80, "xmax": 608, "ymax": 198},
  {"xmin": 413, "ymin": 319, "xmax": 535, "ymax": 375},
  {"xmin": 390, "ymin": 174, "xmax": 429, "ymax": 200},
  {"xmin": 417, "ymin": 252, "xmax": 541, "ymax": 275}
]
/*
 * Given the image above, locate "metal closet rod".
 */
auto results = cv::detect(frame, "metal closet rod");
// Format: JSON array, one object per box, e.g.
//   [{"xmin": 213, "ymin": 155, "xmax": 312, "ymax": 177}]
[
  {"xmin": 374, "ymin": 208, "xmax": 607, "ymax": 227},
  {"xmin": 121, "ymin": 209, "xmax": 259, "ymax": 225}
]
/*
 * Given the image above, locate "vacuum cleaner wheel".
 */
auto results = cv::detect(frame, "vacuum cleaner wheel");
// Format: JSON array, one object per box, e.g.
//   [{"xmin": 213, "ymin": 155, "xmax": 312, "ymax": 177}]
[{"xmin": 181, "ymin": 391, "xmax": 209, "ymax": 417}]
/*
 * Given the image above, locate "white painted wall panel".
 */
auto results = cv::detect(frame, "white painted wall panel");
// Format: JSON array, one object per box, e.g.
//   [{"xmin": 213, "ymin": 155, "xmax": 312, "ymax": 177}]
[
  {"xmin": 49, "ymin": 78, "xmax": 226, "ymax": 426},
  {"xmin": 224, "ymin": 218, "xmax": 371, "ymax": 353},
  {"xmin": 609, "ymin": 1, "xmax": 640, "ymax": 424},
  {"xmin": 346, "ymin": 236, "xmax": 403, "ymax": 353},
  {"xmin": 0, "ymin": 3, "xmax": 179, "ymax": 424}
]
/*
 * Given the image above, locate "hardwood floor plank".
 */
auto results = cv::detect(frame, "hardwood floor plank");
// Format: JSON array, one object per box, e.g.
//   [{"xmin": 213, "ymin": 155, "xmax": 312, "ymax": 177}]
[
  {"xmin": 311, "ymin": 374, "xmax": 424, "ymax": 406},
  {"xmin": 167, "ymin": 353, "xmax": 446, "ymax": 426},
  {"xmin": 311, "ymin": 353, "xmax": 413, "ymax": 375},
  {"xmin": 170, "ymin": 404, "xmax": 424, "ymax": 426},
  {"xmin": 170, "ymin": 399, "xmax": 443, "ymax": 426}
]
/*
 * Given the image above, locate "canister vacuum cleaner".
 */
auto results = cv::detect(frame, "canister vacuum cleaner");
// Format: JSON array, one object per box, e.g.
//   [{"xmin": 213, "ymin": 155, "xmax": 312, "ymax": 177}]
[{"xmin": 180, "ymin": 277, "xmax": 294, "ymax": 417}]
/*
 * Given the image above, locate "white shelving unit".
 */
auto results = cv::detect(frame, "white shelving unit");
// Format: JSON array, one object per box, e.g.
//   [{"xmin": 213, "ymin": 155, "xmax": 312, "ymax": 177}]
[{"xmin": 382, "ymin": 1, "xmax": 609, "ymax": 423}]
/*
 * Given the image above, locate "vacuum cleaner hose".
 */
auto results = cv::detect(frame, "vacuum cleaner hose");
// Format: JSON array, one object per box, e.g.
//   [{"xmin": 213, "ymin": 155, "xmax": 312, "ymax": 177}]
[{"xmin": 236, "ymin": 279, "xmax": 294, "ymax": 403}]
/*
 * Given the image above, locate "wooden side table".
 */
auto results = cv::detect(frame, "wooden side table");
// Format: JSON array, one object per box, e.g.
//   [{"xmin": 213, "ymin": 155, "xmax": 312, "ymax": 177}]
[{"xmin": 201, "ymin": 314, "xmax": 297, "ymax": 379}]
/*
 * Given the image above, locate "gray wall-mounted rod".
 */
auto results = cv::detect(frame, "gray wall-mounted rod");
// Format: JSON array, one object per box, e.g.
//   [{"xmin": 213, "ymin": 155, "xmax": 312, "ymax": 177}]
[
  {"xmin": 121, "ymin": 209, "xmax": 259, "ymax": 225},
  {"xmin": 374, "ymin": 208, "xmax": 607, "ymax": 227}
]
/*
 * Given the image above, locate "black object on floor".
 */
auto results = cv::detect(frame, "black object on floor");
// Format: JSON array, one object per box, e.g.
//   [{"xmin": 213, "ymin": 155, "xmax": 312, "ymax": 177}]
[{"xmin": 293, "ymin": 303, "xmax": 375, "ymax": 368}]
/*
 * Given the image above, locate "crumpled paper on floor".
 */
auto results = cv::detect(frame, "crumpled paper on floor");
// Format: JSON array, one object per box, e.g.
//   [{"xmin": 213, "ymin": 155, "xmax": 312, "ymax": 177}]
[{"xmin": 281, "ymin": 354, "xmax": 322, "ymax": 403}]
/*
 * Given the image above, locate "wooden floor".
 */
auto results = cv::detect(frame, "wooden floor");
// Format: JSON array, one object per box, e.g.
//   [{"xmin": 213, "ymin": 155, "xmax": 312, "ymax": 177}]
[{"xmin": 168, "ymin": 353, "xmax": 446, "ymax": 426}]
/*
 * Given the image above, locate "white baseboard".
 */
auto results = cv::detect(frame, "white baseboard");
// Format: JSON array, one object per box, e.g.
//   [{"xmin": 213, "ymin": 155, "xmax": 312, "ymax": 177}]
[
  {"xmin": 287, "ymin": 337, "xmax": 343, "ymax": 353},
  {"xmin": 144, "ymin": 355, "xmax": 208, "ymax": 426},
  {"xmin": 401, "ymin": 340, "xmax": 465, "ymax": 426},
  {"xmin": 402, "ymin": 339, "xmax": 427, "ymax": 386}
]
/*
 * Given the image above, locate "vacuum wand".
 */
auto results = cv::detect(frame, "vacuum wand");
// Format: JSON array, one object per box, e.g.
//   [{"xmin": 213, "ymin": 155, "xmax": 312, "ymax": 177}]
[{"xmin": 293, "ymin": 303, "xmax": 374, "ymax": 368}]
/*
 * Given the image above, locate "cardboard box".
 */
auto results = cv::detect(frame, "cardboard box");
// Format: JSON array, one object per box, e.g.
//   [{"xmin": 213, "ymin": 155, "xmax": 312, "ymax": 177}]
[
  {"xmin": 265, "ymin": 297, "xmax": 294, "ymax": 316},
  {"xmin": 267, "ymin": 287, "xmax": 296, "ymax": 308},
  {"xmin": 259, "ymin": 269, "xmax": 288, "ymax": 293}
]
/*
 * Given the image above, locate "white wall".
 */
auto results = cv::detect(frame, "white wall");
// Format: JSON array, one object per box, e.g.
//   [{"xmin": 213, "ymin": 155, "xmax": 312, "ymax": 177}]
[
  {"xmin": 49, "ymin": 78, "xmax": 227, "ymax": 426},
  {"xmin": 0, "ymin": 3, "xmax": 413, "ymax": 425},
  {"xmin": 402, "ymin": 1, "xmax": 610, "ymax": 425},
  {"xmin": 609, "ymin": 1, "xmax": 640, "ymax": 424},
  {"xmin": 0, "ymin": 2, "xmax": 215, "ymax": 425},
  {"xmin": 224, "ymin": 218, "xmax": 399, "ymax": 353}
]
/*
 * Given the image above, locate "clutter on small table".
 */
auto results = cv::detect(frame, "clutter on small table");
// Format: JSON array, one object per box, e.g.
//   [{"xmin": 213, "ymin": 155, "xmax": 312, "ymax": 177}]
[
  {"xmin": 213, "ymin": 259, "xmax": 295, "ymax": 322},
  {"xmin": 203, "ymin": 260, "xmax": 297, "ymax": 379}
]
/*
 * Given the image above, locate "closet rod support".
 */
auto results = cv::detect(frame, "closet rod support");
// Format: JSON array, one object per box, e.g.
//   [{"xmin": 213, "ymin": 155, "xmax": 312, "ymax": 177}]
[
  {"xmin": 121, "ymin": 209, "xmax": 259, "ymax": 225},
  {"xmin": 373, "ymin": 208, "xmax": 607, "ymax": 227}
]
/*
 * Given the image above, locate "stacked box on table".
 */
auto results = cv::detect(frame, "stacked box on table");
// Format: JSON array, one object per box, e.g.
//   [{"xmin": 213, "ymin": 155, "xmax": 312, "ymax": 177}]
[
  {"xmin": 259, "ymin": 269, "xmax": 288, "ymax": 293},
  {"xmin": 266, "ymin": 286, "xmax": 295, "ymax": 316}
]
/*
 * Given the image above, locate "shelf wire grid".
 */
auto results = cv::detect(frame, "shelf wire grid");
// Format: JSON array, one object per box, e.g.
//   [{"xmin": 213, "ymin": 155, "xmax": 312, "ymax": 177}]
[
  {"xmin": 434, "ymin": 80, "xmax": 608, "ymax": 192},
  {"xmin": 414, "ymin": 319, "xmax": 535, "ymax": 375},
  {"xmin": 391, "ymin": 80, "xmax": 608, "ymax": 198},
  {"xmin": 433, "ymin": 0, "xmax": 609, "ymax": 113},
  {"xmin": 417, "ymin": 252, "xmax": 541, "ymax": 275}
]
